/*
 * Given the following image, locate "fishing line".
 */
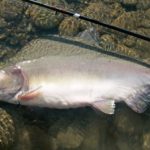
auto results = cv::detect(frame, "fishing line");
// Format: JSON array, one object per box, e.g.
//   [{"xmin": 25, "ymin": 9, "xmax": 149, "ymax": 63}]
[{"xmin": 22, "ymin": 0, "xmax": 150, "ymax": 42}]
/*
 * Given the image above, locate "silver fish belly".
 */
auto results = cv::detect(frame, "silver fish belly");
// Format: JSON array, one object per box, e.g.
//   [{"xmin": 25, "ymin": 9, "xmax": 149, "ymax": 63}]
[{"xmin": 0, "ymin": 55, "xmax": 150, "ymax": 114}]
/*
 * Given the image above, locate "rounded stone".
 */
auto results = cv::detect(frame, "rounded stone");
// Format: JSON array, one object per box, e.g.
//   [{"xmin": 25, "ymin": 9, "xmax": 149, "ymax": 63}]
[
  {"xmin": 0, "ymin": 108, "xmax": 16, "ymax": 149},
  {"xmin": 121, "ymin": 0, "xmax": 138, "ymax": 6},
  {"xmin": 99, "ymin": 34, "xmax": 117, "ymax": 51},
  {"xmin": 0, "ymin": 0, "xmax": 26, "ymax": 21},
  {"xmin": 136, "ymin": 0, "xmax": 150, "ymax": 10},
  {"xmin": 59, "ymin": 17, "xmax": 81, "ymax": 36},
  {"xmin": 112, "ymin": 11, "xmax": 141, "ymax": 30},
  {"xmin": 15, "ymin": 125, "xmax": 51, "ymax": 150},
  {"xmin": 116, "ymin": 44, "xmax": 140, "ymax": 58},
  {"xmin": 113, "ymin": 106, "xmax": 143, "ymax": 135},
  {"xmin": 80, "ymin": 2, "xmax": 112, "ymax": 30},
  {"xmin": 142, "ymin": 132, "xmax": 150, "ymax": 150},
  {"xmin": 53, "ymin": 126, "xmax": 83, "ymax": 149},
  {"xmin": 25, "ymin": 0, "xmax": 64, "ymax": 30}
]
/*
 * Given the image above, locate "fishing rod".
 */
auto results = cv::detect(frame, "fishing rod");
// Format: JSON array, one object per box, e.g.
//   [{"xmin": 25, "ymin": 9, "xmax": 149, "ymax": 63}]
[{"xmin": 22, "ymin": 0, "xmax": 150, "ymax": 42}]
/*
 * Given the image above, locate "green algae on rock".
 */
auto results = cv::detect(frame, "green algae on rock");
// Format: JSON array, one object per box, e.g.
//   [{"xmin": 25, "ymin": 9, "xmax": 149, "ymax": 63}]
[
  {"xmin": 99, "ymin": 34, "xmax": 140, "ymax": 59},
  {"xmin": 25, "ymin": 0, "xmax": 65, "ymax": 30},
  {"xmin": 0, "ymin": 0, "xmax": 35, "ymax": 47},
  {"xmin": 136, "ymin": 0, "xmax": 150, "ymax": 10},
  {"xmin": 0, "ymin": 108, "xmax": 16, "ymax": 149},
  {"xmin": 145, "ymin": 8, "xmax": 150, "ymax": 19},
  {"xmin": 112, "ymin": 11, "xmax": 142, "ymax": 32},
  {"xmin": 99, "ymin": 34, "xmax": 117, "ymax": 51},
  {"xmin": 109, "ymin": 3, "xmax": 125, "ymax": 19},
  {"xmin": 0, "ymin": 0, "xmax": 27, "ymax": 21},
  {"xmin": 0, "ymin": 17, "xmax": 7, "ymax": 29},
  {"xmin": 103, "ymin": 9, "xmax": 150, "ymax": 63},
  {"xmin": 59, "ymin": 17, "xmax": 81, "ymax": 36},
  {"xmin": 4, "ymin": 17, "xmax": 35, "ymax": 46},
  {"xmin": 58, "ymin": 2, "xmax": 115, "ymax": 37},
  {"xmin": 0, "ymin": 45, "xmax": 19, "ymax": 69},
  {"xmin": 116, "ymin": 44, "xmax": 140, "ymax": 58},
  {"xmin": 80, "ymin": 2, "xmax": 112, "ymax": 30}
]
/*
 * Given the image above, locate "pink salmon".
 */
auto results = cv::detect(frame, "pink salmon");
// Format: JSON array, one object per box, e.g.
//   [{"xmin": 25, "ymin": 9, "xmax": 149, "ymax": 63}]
[{"xmin": 0, "ymin": 55, "xmax": 149, "ymax": 114}]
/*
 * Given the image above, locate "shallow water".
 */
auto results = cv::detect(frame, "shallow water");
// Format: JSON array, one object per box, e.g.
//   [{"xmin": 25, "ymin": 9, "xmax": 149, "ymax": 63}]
[{"xmin": 0, "ymin": 0, "xmax": 150, "ymax": 150}]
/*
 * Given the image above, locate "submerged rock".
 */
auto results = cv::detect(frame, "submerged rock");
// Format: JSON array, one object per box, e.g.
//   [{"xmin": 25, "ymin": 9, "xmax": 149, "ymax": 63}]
[
  {"xmin": 114, "ymin": 107, "xmax": 143, "ymax": 134},
  {"xmin": 80, "ymin": 2, "xmax": 112, "ymax": 30},
  {"xmin": 0, "ymin": 0, "xmax": 26, "ymax": 21},
  {"xmin": 59, "ymin": 17, "xmax": 81, "ymax": 36},
  {"xmin": 48, "ymin": 108, "xmax": 110, "ymax": 150},
  {"xmin": 0, "ymin": 45, "xmax": 18, "ymax": 68},
  {"xmin": 136, "ymin": 0, "xmax": 150, "ymax": 10},
  {"xmin": 113, "ymin": 106, "xmax": 144, "ymax": 150},
  {"xmin": 50, "ymin": 125, "xmax": 84, "ymax": 149},
  {"xmin": 25, "ymin": 0, "xmax": 64, "ymax": 30},
  {"xmin": 15, "ymin": 125, "xmax": 51, "ymax": 150},
  {"xmin": 48, "ymin": 109, "xmax": 85, "ymax": 150},
  {"xmin": 142, "ymin": 132, "xmax": 150, "ymax": 150},
  {"xmin": 0, "ymin": 0, "xmax": 35, "ymax": 47},
  {"xmin": 121, "ymin": 0, "xmax": 138, "ymax": 6},
  {"xmin": 145, "ymin": 8, "xmax": 150, "ymax": 19},
  {"xmin": 110, "ymin": 3, "xmax": 125, "ymax": 19},
  {"xmin": 112, "ymin": 11, "xmax": 141, "ymax": 32},
  {"xmin": 0, "ymin": 17, "xmax": 7, "ymax": 28},
  {"xmin": 104, "ymin": 9, "xmax": 150, "ymax": 63},
  {"xmin": 0, "ymin": 108, "xmax": 16, "ymax": 149},
  {"xmin": 99, "ymin": 34, "xmax": 117, "ymax": 51},
  {"xmin": 5, "ymin": 17, "xmax": 35, "ymax": 46},
  {"xmin": 80, "ymin": 113, "xmax": 110, "ymax": 150},
  {"xmin": 116, "ymin": 44, "xmax": 140, "ymax": 58}
]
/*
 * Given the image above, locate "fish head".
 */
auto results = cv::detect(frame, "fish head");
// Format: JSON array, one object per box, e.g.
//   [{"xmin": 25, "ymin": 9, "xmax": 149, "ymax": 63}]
[{"xmin": 0, "ymin": 65, "xmax": 24, "ymax": 103}]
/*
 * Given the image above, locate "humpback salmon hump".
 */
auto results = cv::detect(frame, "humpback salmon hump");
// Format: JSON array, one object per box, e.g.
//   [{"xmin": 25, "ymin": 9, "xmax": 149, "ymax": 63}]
[{"xmin": 125, "ymin": 85, "xmax": 150, "ymax": 113}]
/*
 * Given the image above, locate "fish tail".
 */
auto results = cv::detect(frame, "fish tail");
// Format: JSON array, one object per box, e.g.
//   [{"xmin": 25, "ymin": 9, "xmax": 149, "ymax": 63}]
[{"xmin": 125, "ymin": 84, "xmax": 150, "ymax": 113}]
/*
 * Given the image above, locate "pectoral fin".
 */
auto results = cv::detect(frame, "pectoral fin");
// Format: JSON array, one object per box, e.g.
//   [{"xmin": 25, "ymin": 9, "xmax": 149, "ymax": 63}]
[
  {"xmin": 92, "ymin": 100, "xmax": 115, "ymax": 114},
  {"xmin": 17, "ymin": 86, "xmax": 42, "ymax": 101}
]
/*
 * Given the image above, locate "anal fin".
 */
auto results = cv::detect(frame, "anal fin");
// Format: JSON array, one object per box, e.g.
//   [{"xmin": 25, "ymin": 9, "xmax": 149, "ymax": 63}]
[{"xmin": 92, "ymin": 100, "xmax": 115, "ymax": 115}]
